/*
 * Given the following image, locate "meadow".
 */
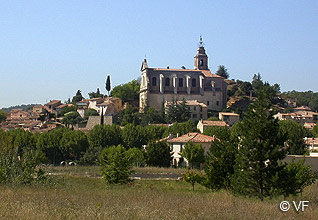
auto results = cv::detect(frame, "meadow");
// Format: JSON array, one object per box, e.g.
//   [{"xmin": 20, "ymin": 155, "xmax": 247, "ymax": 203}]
[{"xmin": 0, "ymin": 166, "xmax": 317, "ymax": 220}]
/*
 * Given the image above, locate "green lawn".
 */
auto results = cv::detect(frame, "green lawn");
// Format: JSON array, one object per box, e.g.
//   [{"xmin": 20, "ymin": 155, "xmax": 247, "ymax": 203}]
[{"xmin": 0, "ymin": 166, "xmax": 317, "ymax": 219}]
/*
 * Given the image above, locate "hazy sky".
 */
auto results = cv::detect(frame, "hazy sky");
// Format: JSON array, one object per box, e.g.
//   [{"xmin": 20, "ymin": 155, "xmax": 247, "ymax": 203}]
[{"xmin": 1, "ymin": 1, "xmax": 317, "ymax": 108}]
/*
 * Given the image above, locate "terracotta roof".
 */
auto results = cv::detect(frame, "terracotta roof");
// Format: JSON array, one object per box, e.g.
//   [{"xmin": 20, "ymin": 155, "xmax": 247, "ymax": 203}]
[
  {"xmin": 150, "ymin": 68, "xmax": 223, "ymax": 78},
  {"xmin": 167, "ymin": 132, "xmax": 215, "ymax": 143},
  {"xmin": 219, "ymin": 112, "xmax": 240, "ymax": 116},
  {"xmin": 46, "ymin": 100, "xmax": 61, "ymax": 105},
  {"xmin": 56, "ymin": 104, "xmax": 68, "ymax": 109},
  {"xmin": 294, "ymin": 106, "xmax": 311, "ymax": 111},
  {"xmin": 200, "ymin": 120, "xmax": 229, "ymax": 127},
  {"xmin": 78, "ymin": 99, "xmax": 90, "ymax": 103}
]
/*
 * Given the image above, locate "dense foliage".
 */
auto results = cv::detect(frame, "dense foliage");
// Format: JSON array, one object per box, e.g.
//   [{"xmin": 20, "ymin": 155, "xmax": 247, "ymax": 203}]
[
  {"xmin": 99, "ymin": 145, "xmax": 132, "ymax": 184},
  {"xmin": 282, "ymin": 90, "xmax": 318, "ymax": 111},
  {"xmin": 111, "ymin": 80, "xmax": 140, "ymax": 103}
]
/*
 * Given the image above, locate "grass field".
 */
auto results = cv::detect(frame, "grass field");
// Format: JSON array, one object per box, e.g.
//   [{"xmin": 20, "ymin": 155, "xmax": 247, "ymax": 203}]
[{"xmin": 1, "ymin": 166, "xmax": 317, "ymax": 220}]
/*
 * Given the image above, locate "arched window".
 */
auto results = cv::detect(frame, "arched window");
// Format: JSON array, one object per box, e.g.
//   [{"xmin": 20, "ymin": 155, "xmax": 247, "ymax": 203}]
[
  {"xmin": 165, "ymin": 78, "xmax": 170, "ymax": 86},
  {"xmin": 200, "ymin": 60, "xmax": 204, "ymax": 66},
  {"xmin": 152, "ymin": 77, "xmax": 157, "ymax": 86},
  {"xmin": 179, "ymin": 78, "xmax": 183, "ymax": 87},
  {"xmin": 192, "ymin": 78, "xmax": 196, "ymax": 87}
]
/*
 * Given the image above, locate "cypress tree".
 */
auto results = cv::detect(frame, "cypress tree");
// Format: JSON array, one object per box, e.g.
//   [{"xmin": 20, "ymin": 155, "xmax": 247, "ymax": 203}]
[
  {"xmin": 100, "ymin": 108, "xmax": 104, "ymax": 125},
  {"xmin": 106, "ymin": 75, "xmax": 111, "ymax": 96},
  {"xmin": 231, "ymin": 92, "xmax": 286, "ymax": 201}
]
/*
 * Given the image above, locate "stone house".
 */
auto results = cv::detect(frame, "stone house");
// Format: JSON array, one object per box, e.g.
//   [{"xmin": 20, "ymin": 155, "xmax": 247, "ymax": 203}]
[{"xmin": 197, "ymin": 119, "xmax": 229, "ymax": 133}]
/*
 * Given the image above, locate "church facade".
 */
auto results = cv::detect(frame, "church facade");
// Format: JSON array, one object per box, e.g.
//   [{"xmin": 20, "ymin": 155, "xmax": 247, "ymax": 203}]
[{"xmin": 139, "ymin": 40, "xmax": 227, "ymax": 113}]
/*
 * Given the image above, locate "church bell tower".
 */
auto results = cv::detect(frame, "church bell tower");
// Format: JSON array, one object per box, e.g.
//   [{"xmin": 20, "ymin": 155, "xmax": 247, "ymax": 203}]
[{"xmin": 194, "ymin": 36, "xmax": 209, "ymax": 70}]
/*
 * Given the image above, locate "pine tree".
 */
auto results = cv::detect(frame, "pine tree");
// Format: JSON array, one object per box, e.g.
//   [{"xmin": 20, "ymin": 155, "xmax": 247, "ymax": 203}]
[
  {"xmin": 231, "ymin": 93, "xmax": 286, "ymax": 201},
  {"xmin": 216, "ymin": 65, "xmax": 229, "ymax": 79}
]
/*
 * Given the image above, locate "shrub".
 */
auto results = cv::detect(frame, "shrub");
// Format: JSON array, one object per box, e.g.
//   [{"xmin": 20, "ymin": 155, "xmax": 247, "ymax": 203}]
[
  {"xmin": 99, "ymin": 145, "xmax": 133, "ymax": 184},
  {"xmin": 126, "ymin": 147, "xmax": 145, "ymax": 167},
  {"xmin": 0, "ymin": 146, "xmax": 49, "ymax": 185},
  {"xmin": 183, "ymin": 170, "xmax": 204, "ymax": 191}
]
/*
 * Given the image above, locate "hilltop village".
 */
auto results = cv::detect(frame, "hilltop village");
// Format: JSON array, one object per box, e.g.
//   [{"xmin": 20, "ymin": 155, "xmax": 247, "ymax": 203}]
[{"xmin": 1, "ymin": 40, "xmax": 317, "ymax": 139}]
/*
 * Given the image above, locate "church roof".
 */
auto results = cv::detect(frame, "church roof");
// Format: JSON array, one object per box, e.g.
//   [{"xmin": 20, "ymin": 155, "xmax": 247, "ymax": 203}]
[{"xmin": 148, "ymin": 68, "xmax": 223, "ymax": 78}]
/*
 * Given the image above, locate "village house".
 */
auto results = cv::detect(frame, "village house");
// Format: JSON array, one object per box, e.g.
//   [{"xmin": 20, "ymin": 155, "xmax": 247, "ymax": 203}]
[
  {"xmin": 218, "ymin": 112, "xmax": 240, "ymax": 126},
  {"xmin": 274, "ymin": 111, "xmax": 318, "ymax": 125},
  {"xmin": 32, "ymin": 105, "xmax": 45, "ymax": 114},
  {"xmin": 166, "ymin": 132, "xmax": 215, "ymax": 167},
  {"xmin": 197, "ymin": 119, "xmax": 229, "ymax": 133},
  {"xmin": 77, "ymin": 97, "xmax": 123, "ymax": 118}
]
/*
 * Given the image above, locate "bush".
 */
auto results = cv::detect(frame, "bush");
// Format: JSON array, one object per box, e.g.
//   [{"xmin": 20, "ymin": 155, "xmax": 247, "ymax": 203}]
[
  {"xmin": 126, "ymin": 147, "xmax": 145, "ymax": 167},
  {"xmin": 99, "ymin": 145, "xmax": 133, "ymax": 184},
  {"xmin": 274, "ymin": 159, "xmax": 317, "ymax": 198},
  {"xmin": 0, "ymin": 146, "xmax": 49, "ymax": 185},
  {"xmin": 183, "ymin": 170, "xmax": 204, "ymax": 191}
]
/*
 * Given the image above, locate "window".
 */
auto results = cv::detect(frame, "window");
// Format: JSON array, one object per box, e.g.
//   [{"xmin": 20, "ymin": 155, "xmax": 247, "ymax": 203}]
[
  {"xmin": 200, "ymin": 114, "xmax": 202, "ymax": 118},
  {"xmin": 216, "ymin": 101, "xmax": 219, "ymax": 106},
  {"xmin": 152, "ymin": 77, "xmax": 157, "ymax": 86},
  {"xmin": 207, "ymin": 101, "xmax": 210, "ymax": 106},
  {"xmin": 192, "ymin": 79, "xmax": 196, "ymax": 87},
  {"xmin": 179, "ymin": 78, "xmax": 183, "ymax": 87},
  {"xmin": 180, "ymin": 144, "xmax": 183, "ymax": 152},
  {"xmin": 200, "ymin": 60, "xmax": 203, "ymax": 66},
  {"xmin": 165, "ymin": 78, "xmax": 170, "ymax": 86},
  {"xmin": 200, "ymin": 107, "xmax": 202, "ymax": 112},
  {"xmin": 192, "ymin": 114, "xmax": 197, "ymax": 118},
  {"xmin": 194, "ymin": 107, "xmax": 196, "ymax": 111}
]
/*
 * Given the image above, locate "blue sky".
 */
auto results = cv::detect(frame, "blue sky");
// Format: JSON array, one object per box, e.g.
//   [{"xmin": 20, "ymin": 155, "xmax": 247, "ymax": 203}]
[{"xmin": 1, "ymin": 0, "xmax": 317, "ymax": 108}]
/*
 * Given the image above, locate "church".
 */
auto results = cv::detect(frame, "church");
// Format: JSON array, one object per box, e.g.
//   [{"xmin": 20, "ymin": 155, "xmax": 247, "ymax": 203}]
[{"xmin": 139, "ymin": 38, "xmax": 227, "ymax": 115}]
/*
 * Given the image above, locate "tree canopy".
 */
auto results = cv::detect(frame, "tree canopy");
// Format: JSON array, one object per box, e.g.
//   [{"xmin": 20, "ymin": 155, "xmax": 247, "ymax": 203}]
[
  {"xmin": 216, "ymin": 65, "xmax": 229, "ymax": 79},
  {"xmin": 111, "ymin": 79, "xmax": 140, "ymax": 103}
]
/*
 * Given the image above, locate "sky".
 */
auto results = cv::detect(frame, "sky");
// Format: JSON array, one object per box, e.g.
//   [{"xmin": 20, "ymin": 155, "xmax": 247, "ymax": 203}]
[{"xmin": 1, "ymin": 0, "xmax": 318, "ymax": 108}]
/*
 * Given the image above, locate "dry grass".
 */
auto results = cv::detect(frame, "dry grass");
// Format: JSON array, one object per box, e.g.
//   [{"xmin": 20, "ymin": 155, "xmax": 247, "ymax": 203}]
[
  {"xmin": 1, "ymin": 173, "xmax": 318, "ymax": 220},
  {"xmin": 46, "ymin": 166, "xmax": 188, "ymax": 177}
]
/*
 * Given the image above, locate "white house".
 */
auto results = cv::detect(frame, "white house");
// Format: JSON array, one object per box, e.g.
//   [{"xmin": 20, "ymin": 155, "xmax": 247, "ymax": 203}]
[{"xmin": 166, "ymin": 132, "xmax": 215, "ymax": 167}]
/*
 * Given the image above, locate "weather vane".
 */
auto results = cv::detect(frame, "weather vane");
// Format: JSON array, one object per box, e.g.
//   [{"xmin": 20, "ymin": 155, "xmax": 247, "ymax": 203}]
[{"xmin": 199, "ymin": 35, "xmax": 204, "ymax": 47}]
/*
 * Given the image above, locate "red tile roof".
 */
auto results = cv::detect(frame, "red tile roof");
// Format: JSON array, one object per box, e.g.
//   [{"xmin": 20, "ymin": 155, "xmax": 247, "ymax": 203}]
[
  {"xmin": 201, "ymin": 120, "xmax": 229, "ymax": 127},
  {"xmin": 167, "ymin": 132, "xmax": 215, "ymax": 143}
]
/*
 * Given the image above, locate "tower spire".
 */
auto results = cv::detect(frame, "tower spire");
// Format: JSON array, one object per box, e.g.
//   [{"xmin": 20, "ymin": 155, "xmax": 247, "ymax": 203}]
[{"xmin": 194, "ymin": 36, "xmax": 209, "ymax": 70}]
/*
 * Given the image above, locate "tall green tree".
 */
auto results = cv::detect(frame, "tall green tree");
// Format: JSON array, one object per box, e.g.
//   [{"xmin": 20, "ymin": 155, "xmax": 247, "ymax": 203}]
[
  {"xmin": 181, "ymin": 142, "xmax": 205, "ymax": 169},
  {"xmin": 106, "ymin": 75, "xmax": 111, "ymax": 95},
  {"xmin": 204, "ymin": 138, "xmax": 237, "ymax": 190},
  {"xmin": 231, "ymin": 93, "xmax": 286, "ymax": 201},
  {"xmin": 145, "ymin": 141, "xmax": 172, "ymax": 167},
  {"xmin": 216, "ymin": 65, "xmax": 229, "ymax": 79},
  {"xmin": 166, "ymin": 100, "xmax": 190, "ymax": 123},
  {"xmin": 0, "ymin": 110, "xmax": 7, "ymax": 123}
]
